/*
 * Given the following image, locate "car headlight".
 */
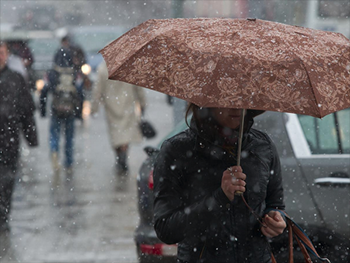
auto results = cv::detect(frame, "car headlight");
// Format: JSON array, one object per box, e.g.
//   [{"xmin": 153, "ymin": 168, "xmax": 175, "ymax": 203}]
[{"xmin": 81, "ymin": 64, "xmax": 91, "ymax": 75}]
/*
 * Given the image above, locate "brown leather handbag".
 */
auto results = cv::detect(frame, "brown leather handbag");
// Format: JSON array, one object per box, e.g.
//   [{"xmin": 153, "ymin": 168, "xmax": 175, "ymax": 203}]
[{"xmin": 271, "ymin": 211, "xmax": 331, "ymax": 263}]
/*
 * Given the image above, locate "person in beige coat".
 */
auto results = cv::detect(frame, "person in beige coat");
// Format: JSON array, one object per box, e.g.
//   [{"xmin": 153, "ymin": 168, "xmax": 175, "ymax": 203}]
[{"xmin": 91, "ymin": 61, "xmax": 146, "ymax": 176}]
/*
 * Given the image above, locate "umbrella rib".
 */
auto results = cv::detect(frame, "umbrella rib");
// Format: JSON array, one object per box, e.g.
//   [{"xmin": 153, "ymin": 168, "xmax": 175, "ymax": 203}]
[
  {"xmin": 295, "ymin": 54, "xmax": 323, "ymax": 118},
  {"xmin": 109, "ymin": 38, "xmax": 159, "ymax": 79}
]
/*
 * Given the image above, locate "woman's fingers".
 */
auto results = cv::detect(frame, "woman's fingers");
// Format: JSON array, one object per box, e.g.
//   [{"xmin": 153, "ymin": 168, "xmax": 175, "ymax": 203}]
[
  {"xmin": 265, "ymin": 212, "xmax": 285, "ymax": 229},
  {"xmin": 261, "ymin": 212, "xmax": 286, "ymax": 237},
  {"xmin": 261, "ymin": 225, "xmax": 281, "ymax": 238},
  {"xmin": 227, "ymin": 166, "xmax": 246, "ymax": 179},
  {"xmin": 222, "ymin": 166, "xmax": 246, "ymax": 201},
  {"xmin": 225, "ymin": 166, "xmax": 246, "ymax": 182}
]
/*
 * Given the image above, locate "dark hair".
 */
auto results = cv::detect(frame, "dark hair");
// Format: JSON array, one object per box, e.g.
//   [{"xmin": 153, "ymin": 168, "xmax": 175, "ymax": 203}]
[
  {"xmin": 185, "ymin": 103, "xmax": 195, "ymax": 127},
  {"xmin": 61, "ymin": 36, "xmax": 70, "ymax": 43},
  {"xmin": 185, "ymin": 103, "xmax": 211, "ymax": 128},
  {"xmin": 54, "ymin": 48, "xmax": 73, "ymax": 68}
]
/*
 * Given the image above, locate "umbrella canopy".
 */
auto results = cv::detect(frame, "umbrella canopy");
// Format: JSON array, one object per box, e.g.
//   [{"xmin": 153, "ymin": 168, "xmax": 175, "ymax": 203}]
[{"xmin": 100, "ymin": 18, "xmax": 350, "ymax": 118}]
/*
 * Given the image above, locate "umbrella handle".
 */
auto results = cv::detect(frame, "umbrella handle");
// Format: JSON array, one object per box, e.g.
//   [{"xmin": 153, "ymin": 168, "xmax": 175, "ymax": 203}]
[{"xmin": 235, "ymin": 108, "xmax": 246, "ymax": 196}]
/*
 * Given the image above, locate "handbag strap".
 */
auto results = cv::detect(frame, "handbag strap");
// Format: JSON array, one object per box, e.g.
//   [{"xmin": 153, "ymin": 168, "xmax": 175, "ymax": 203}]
[
  {"xmin": 294, "ymin": 230, "xmax": 312, "ymax": 262},
  {"xmin": 270, "ymin": 209, "xmax": 331, "ymax": 263}
]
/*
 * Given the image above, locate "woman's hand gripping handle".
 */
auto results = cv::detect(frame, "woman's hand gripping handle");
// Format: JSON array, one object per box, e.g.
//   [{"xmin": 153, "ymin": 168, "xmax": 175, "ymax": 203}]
[{"xmin": 221, "ymin": 166, "xmax": 246, "ymax": 202}]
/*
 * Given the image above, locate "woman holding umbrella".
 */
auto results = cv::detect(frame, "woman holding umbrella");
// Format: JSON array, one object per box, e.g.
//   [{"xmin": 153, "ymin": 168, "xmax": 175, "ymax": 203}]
[
  {"xmin": 99, "ymin": 17, "xmax": 349, "ymax": 263},
  {"xmin": 153, "ymin": 105, "xmax": 286, "ymax": 263}
]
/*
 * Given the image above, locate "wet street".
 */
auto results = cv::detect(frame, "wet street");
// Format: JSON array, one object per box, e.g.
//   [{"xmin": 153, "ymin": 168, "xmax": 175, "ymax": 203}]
[{"xmin": 0, "ymin": 91, "xmax": 174, "ymax": 263}]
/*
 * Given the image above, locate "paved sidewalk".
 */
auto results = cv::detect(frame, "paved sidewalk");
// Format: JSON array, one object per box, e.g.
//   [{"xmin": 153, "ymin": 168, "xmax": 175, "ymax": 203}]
[{"xmin": 0, "ymin": 91, "xmax": 174, "ymax": 263}]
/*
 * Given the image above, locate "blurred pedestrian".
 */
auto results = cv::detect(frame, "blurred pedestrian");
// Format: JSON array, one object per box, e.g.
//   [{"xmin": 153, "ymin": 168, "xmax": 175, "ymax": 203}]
[
  {"xmin": 70, "ymin": 40, "xmax": 91, "ymax": 121},
  {"xmin": 53, "ymin": 36, "xmax": 71, "ymax": 64},
  {"xmin": 57, "ymin": 35, "xmax": 91, "ymax": 121},
  {"xmin": 0, "ymin": 40, "xmax": 38, "ymax": 232},
  {"xmin": 40, "ymin": 40, "xmax": 82, "ymax": 179},
  {"xmin": 8, "ymin": 40, "xmax": 34, "ymax": 69},
  {"xmin": 153, "ymin": 105, "xmax": 286, "ymax": 262},
  {"xmin": 7, "ymin": 49, "xmax": 27, "ymax": 81},
  {"xmin": 91, "ymin": 61, "xmax": 146, "ymax": 178},
  {"xmin": 8, "ymin": 40, "xmax": 36, "ymax": 91}
]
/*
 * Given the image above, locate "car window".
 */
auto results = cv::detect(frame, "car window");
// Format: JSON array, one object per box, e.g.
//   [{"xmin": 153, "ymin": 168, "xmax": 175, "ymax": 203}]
[
  {"xmin": 318, "ymin": 0, "xmax": 350, "ymax": 18},
  {"xmin": 297, "ymin": 108, "xmax": 350, "ymax": 154},
  {"xmin": 338, "ymin": 109, "xmax": 350, "ymax": 153}
]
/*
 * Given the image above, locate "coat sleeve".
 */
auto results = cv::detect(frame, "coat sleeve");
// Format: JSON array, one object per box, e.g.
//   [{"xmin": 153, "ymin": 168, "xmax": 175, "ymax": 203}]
[
  {"xmin": 264, "ymin": 140, "xmax": 285, "ymax": 213},
  {"xmin": 91, "ymin": 62, "xmax": 107, "ymax": 114},
  {"xmin": 153, "ymin": 140, "xmax": 231, "ymax": 245},
  {"xmin": 39, "ymin": 70, "xmax": 57, "ymax": 117},
  {"xmin": 39, "ymin": 83, "xmax": 49, "ymax": 117},
  {"xmin": 17, "ymin": 73, "xmax": 38, "ymax": 147}
]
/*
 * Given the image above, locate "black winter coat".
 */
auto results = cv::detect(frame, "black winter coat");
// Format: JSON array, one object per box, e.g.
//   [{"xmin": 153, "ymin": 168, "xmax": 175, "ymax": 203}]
[
  {"xmin": 153, "ymin": 118, "xmax": 285, "ymax": 263},
  {"xmin": 0, "ymin": 66, "xmax": 38, "ymax": 166}
]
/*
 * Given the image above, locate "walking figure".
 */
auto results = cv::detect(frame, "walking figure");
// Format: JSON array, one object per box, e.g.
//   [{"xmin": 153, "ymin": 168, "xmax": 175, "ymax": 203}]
[
  {"xmin": 40, "ymin": 39, "xmax": 82, "ymax": 181},
  {"xmin": 91, "ymin": 61, "xmax": 146, "ymax": 179},
  {"xmin": 0, "ymin": 40, "xmax": 38, "ymax": 232}
]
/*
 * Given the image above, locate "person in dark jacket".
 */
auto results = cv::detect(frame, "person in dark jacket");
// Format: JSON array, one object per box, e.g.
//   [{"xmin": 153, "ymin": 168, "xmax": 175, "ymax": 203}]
[
  {"xmin": 0, "ymin": 41, "xmax": 38, "ymax": 232},
  {"xmin": 55, "ymin": 35, "xmax": 90, "ymax": 120},
  {"xmin": 153, "ymin": 104, "xmax": 286, "ymax": 263},
  {"xmin": 40, "ymin": 44, "xmax": 82, "ymax": 180}
]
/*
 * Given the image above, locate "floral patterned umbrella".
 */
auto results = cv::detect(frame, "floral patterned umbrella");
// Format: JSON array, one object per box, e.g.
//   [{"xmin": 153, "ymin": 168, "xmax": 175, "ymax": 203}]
[{"xmin": 100, "ymin": 18, "xmax": 350, "ymax": 119}]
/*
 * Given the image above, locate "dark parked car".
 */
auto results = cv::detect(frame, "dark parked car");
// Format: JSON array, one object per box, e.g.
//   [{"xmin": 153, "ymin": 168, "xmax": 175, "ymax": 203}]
[{"xmin": 135, "ymin": 109, "xmax": 350, "ymax": 263}]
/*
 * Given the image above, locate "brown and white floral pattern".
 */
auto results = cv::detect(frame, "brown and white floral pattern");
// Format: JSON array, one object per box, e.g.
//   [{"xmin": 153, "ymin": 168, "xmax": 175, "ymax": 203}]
[{"xmin": 100, "ymin": 18, "xmax": 350, "ymax": 118}]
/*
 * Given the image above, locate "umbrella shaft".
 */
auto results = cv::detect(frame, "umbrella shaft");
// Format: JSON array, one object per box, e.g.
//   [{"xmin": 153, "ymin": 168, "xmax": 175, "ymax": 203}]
[
  {"xmin": 236, "ymin": 109, "xmax": 246, "ymax": 166},
  {"xmin": 235, "ymin": 109, "xmax": 246, "ymax": 196}
]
